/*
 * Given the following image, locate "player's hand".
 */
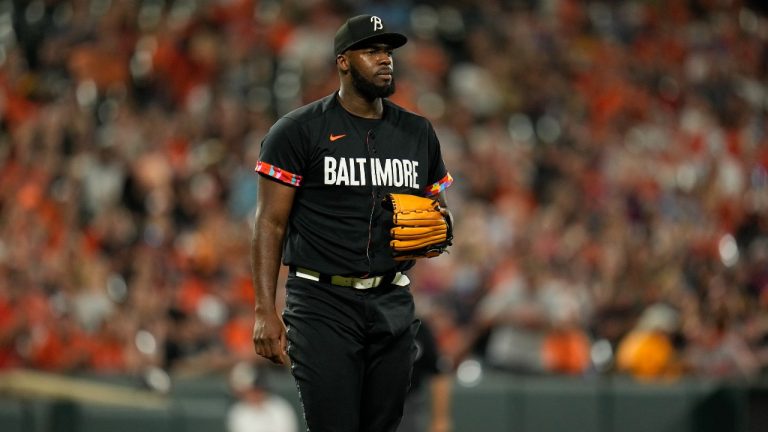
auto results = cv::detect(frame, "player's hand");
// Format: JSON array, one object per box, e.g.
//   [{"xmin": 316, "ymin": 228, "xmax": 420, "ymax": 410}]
[{"xmin": 252, "ymin": 311, "xmax": 289, "ymax": 365}]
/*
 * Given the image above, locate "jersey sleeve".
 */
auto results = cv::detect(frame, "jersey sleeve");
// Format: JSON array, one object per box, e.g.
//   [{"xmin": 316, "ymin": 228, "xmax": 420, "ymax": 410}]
[
  {"xmin": 424, "ymin": 123, "xmax": 453, "ymax": 197},
  {"xmin": 255, "ymin": 116, "xmax": 306, "ymax": 187}
]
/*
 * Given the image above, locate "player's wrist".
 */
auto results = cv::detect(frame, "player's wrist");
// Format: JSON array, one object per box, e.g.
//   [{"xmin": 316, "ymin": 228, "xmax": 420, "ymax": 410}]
[{"xmin": 253, "ymin": 303, "xmax": 277, "ymax": 315}]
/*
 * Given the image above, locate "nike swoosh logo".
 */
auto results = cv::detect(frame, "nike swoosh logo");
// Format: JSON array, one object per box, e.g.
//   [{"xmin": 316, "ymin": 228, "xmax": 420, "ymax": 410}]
[{"xmin": 329, "ymin": 133, "xmax": 347, "ymax": 142}]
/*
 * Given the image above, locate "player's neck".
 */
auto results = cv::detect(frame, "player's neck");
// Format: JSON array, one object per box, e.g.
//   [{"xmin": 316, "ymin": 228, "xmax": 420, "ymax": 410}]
[{"xmin": 337, "ymin": 88, "xmax": 383, "ymax": 119}]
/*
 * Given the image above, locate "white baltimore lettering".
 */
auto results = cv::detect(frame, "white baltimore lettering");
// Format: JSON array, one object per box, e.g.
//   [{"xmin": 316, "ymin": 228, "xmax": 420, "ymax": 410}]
[
  {"xmin": 355, "ymin": 158, "xmax": 367, "ymax": 186},
  {"xmin": 376, "ymin": 158, "xmax": 392, "ymax": 186},
  {"xmin": 370, "ymin": 158, "xmax": 377, "ymax": 185},
  {"xmin": 324, "ymin": 157, "xmax": 337, "ymax": 184},
  {"xmin": 347, "ymin": 158, "xmax": 360, "ymax": 186},
  {"xmin": 392, "ymin": 159, "xmax": 403, "ymax": 187},
  {"xmin": 402, "ymin": 160, "xmax": 412, "ymax": 188},
  {"xmin": 323, "ymin": 157, "xmax": 420, "ymax": 188},
  {"xmin": 335, "ymin": 158, "xmax": 349, "ymax": 185}
]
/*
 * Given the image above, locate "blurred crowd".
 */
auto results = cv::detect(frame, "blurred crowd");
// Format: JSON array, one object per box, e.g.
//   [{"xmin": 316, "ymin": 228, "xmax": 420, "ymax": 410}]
[{"xmin": 1, "ymin": 0, "xmax": 768, "ymax": 384}]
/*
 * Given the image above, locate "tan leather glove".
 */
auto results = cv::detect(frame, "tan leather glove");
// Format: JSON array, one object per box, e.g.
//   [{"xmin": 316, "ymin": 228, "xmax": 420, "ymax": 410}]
[{"xmin": 383, "ymin": 193, "xmax": 453, "ymax": 261}]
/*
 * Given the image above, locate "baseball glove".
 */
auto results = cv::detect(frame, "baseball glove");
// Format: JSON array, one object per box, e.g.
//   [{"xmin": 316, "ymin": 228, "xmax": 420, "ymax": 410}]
[{"xmin": 382, "ymin": 193, "xmax": 453, "ymax": 260}]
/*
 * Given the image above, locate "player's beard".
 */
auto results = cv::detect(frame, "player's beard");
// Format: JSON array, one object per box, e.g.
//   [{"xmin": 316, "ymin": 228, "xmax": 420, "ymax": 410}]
[{"xmin": 350, "ymin": 63, "xmax": 396, "ymax": 101}]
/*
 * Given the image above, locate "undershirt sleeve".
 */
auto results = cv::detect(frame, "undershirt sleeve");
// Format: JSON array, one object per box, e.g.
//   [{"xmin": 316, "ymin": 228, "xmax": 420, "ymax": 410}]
[{"xmin": 255, "ymin": 117, "xmax": 306, "ymax": 187}]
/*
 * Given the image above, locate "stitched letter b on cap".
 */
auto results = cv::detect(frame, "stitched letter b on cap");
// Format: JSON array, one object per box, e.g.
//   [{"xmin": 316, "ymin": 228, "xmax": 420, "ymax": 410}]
[{"xmin": 371, "ymin": 16, "xmax": 383, "ymax": 31}]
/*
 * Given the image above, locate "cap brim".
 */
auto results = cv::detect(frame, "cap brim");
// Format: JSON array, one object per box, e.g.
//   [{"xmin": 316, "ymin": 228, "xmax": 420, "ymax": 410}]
[{"xmin": 342, "ymin": 33, "xmax": 408, "ymax": 54}]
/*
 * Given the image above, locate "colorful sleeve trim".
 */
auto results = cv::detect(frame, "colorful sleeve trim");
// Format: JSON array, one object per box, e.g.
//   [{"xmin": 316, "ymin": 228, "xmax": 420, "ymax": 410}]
[
  {"xmin": 426, "ymin": 172, "xmax": 453, "ymax": 196},
  {"xmin": 255, "ymin": 161, "xmax": 302, "ymax": 187}
]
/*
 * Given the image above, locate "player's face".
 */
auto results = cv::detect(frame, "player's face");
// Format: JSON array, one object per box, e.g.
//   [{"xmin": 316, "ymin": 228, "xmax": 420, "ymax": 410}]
[{"xmin": 346, "ymin": 43, "xmax": 396, "ymax": 100}]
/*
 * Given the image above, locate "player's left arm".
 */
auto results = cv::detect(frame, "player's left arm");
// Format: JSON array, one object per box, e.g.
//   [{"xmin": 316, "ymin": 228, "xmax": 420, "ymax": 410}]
[
  {"xmin": 436, "ymin": 190, "xmax": 451, "ymax": 218},
  {"xmin": 435, "ymin": 190, "xmax": 448, "ymax": 208}
]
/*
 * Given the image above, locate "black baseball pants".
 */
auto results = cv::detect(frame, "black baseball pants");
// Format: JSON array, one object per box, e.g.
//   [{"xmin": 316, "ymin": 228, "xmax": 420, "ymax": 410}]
[{"xmin": 283, "ymin": 275, "xmax": 418, "ymax": 432}]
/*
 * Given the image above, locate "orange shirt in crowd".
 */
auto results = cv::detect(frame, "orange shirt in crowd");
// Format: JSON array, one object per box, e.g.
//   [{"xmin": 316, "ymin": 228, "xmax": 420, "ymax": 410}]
[
  {"xmin": 220, "ymin": 312, "xmax": 255, "ymax": 359},
  {"xmin": 542, "ymin": 328, "xmax": 591, "ymax": 375},
  {"xmin": 30, "ymin": 324, "xmax": 92, "ymax": 372},
  {"xmin": 88, "ymin": 337, "xmax": 127, "ymax": 373},
  {"xmin": 0, "ymin": 298, "xmax": 23, "ymax": 369},
  {"xmin": 616, "ymin": 330, "xmax": 679, "ymax": 380}
]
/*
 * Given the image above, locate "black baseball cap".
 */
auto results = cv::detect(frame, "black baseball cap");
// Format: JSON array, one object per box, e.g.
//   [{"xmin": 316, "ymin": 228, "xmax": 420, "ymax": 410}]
[{"xmin": 334, "ymin": 15, "xmax": 408, "ymax": 56}]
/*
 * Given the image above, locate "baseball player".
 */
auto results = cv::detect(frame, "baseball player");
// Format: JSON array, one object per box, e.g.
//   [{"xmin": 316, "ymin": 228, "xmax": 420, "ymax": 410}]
[{"xmin": 250, "ymin": 14, "xmax": 453, "ymax": 432}]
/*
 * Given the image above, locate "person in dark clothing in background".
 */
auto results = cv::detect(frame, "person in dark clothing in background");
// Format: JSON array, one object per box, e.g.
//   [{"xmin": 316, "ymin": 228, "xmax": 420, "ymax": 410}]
[{"xmin": 399, "ymin": 319, "xmax": 453, "ymax": 432}]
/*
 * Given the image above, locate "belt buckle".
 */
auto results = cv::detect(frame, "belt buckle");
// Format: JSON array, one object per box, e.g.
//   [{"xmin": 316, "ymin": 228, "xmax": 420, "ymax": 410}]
[
  {"xmin": 329, "ymin": 275, "xmax": 371, "ymax": 289},
  {"xmin": 351, "ymin": 276, "xmax": 381, "ymax": 289}
]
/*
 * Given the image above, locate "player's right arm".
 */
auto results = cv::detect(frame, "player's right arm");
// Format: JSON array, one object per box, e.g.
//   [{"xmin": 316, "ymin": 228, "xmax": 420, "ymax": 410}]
[{"xmin": 251, "ymin": 175, "xmax": 295, "ymax": 365}]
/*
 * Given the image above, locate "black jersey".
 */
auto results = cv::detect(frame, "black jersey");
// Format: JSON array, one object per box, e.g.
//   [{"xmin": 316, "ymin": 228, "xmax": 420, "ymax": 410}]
[{"xmin": 256, "ymin": 92, "xmax": 453, "ymax": 276}]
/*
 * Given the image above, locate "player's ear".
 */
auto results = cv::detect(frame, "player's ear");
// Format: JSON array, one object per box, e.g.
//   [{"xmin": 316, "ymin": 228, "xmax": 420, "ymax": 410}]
[{"xmin": 336, "ymin": 54, "xmax": 349, "ymax": 72}]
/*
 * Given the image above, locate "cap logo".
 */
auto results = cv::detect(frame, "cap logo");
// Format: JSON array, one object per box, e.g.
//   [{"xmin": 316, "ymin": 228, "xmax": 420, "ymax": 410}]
[{"xmin": 370, "ymin": 16, "xmax": 383, "ymax": 32}]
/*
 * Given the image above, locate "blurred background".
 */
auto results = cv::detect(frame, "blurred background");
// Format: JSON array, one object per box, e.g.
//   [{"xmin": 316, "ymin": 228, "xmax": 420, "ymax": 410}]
[{"xmin": 1, "ymin": 0, "xmax": 768, "ymax": 431}]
